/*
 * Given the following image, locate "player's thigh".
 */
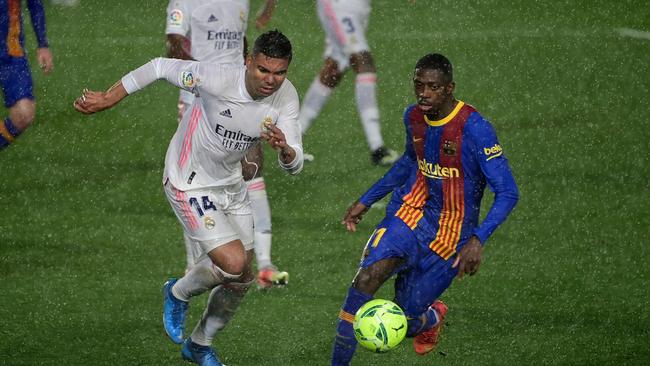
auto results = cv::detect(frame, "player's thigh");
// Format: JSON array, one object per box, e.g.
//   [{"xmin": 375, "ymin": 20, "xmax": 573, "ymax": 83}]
[
  {"xmin": 222, "ymin": 181, "xmax": 254, "ymax": 250},
  {"xmin": 0, "ymin": 57, "xmax": 34, "ymax": 109},
  {"xmin": 394, "ymin": 253, "xmax": 458, "ymax": 318},
  {"xmin": 353, "ymin": 216, "xmax": 419, "ymax": 292},
  {"xmin": 359, "ymin": 216, "xmax": 419, "ymax": 270},
  {"xmin": 206, "ymin": 238, "xmax": 248, "ymax": 275}
]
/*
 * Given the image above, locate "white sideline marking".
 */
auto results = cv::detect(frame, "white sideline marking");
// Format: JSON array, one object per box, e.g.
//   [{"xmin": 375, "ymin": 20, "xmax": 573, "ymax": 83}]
[{"xmin": 616, "ymin": 27, "xmax": 650, "ymax": 40}]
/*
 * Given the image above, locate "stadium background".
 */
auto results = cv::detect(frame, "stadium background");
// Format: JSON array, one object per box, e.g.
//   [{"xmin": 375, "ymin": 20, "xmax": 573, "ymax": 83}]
[{"xmin": 1, "ymin": 0, "xmax": 648, "ymax": 364}]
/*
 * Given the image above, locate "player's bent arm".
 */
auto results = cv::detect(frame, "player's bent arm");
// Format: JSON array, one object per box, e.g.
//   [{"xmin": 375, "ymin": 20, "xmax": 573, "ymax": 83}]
[
  {"xmin": 27, "ymin": 0, "xmax": 49, "ymax": 49},
  {"xmin": 358, "ymin": 153, "xmax": 415, "ymax": 207},
  {"xmin": 472, "ymin": 159, "xmax": 519, "ymax": 244},
  {"xmin": 468, "ymin": 120, "xmax": 519, "ymax": 244},
  {"xmin": 277, "ymin": 144, "xmax": 303, "ymax": 175}
]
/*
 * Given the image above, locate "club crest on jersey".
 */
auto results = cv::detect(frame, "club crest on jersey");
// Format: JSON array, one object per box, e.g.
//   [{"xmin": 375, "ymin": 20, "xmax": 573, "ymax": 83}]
[
  {"xmin": 181, "ymin": 71, "xmax": 197, "ymax": 88},
  {"xmin": 169, "ymin": 9, "xmax": 183, "ymax": 26},
  {"xmin": 204, "ymin": 216, "xmax": 215, "ymax": 230},
  {"xmin": 240, "ymin": 10, "xmax": 246, "ymax": 22},
  {"xmin": 261, "ymin": 116, "xmax": 273, "ymax": 132},
  {"xmin": 443, "ymin": 140, "xmax": 457, "ymax": 156}
]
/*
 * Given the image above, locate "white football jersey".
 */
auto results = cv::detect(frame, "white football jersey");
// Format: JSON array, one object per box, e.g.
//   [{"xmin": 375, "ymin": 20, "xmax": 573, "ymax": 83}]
[
  {"xmin": 122, "ymin": 58, "xmax": 303, "ymax": 191},
  {"xmin": 166, "ymin": 0, "xmax": 249, "ymax": 65}
]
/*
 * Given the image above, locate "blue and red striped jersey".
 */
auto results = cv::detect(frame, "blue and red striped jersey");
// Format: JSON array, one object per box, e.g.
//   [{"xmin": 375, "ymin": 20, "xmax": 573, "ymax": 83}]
[
  {"xmin": 359, "ymin": 101, "xmax": 519, "ymax": 259},
  {"xmin": 0, "ymin": 0, "xmax": 48, "ymax": 59}
]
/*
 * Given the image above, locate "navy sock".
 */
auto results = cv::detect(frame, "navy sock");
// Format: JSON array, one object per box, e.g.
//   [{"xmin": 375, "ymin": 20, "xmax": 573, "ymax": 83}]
[
  {"xmin": 331, "ymin": 287, "xmax": 372, "ymax": 366},
  {"xmin": 0, "ymin": 118, "xmax": 21, "ymax": 150},
  {"xmin": 406, "ymin": 305, "xmax": 439, "ymax": 337},
  {"xmin": 5, "ymin": 118, "xmax": 21, "ymax": 137}
]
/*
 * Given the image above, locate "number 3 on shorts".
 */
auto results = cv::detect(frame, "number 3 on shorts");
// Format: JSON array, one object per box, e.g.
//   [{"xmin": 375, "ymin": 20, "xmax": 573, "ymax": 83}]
[{"xmin": 342, "ymin": 17, "xmax": 355, "ymax": 33}]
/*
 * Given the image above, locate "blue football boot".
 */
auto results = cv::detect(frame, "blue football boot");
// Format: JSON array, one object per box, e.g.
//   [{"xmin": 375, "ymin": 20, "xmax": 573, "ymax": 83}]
[
  {"xmin": 162, "ymin": 278, "xmax": 188, "ymax": 344},
  {"xmin": 181, "ymin": 338, "xmax": 225, "ymax": 366}
]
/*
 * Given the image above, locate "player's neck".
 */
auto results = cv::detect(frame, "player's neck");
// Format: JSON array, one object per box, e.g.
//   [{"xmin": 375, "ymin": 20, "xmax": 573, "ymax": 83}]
[{"xmin": 427, "ymin": 98, "xmax": 457, "ymax": 121}]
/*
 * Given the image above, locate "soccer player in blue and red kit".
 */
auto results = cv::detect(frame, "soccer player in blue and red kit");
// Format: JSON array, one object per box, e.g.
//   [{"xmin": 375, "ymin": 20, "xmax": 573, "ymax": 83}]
[
  {"xmin": 0, "ymin": 0, "xmax": 53, "ymax": 150},
  {"xmin": 331, "ymin": 53, "xmax": 519, "ymax": 365}
]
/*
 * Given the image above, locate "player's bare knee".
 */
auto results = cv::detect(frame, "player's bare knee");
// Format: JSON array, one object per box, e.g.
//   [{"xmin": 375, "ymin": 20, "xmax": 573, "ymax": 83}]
[
  {"xmin": 320, "ymin": 60, "xmax": 343, "ymax": 88},
  {"xmin": 212, "ymin": 264, "xmax": 244, "ymax": 282},
  {"xmin": 350, "ymin": 51, "xmax": 376, "ymax": 74},
  {"xmin": 352, "ymin": 269, "xmax": 382, "ymax": 294},
  {"xmin": 216, "ymin": 258, "xmax": 247, "ymax": 277},
  {"xmin": 10, "ymin": 99, "xmax": 36, "ymax": 130}
]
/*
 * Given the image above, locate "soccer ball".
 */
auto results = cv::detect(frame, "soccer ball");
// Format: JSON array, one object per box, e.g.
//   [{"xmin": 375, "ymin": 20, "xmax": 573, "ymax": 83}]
[{"xmin": 353, "ymin": 299, "xmax": 407, "ymax": 353}]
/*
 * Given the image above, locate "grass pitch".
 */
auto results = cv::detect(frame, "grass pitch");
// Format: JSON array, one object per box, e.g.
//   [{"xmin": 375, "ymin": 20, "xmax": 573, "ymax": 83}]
[{"xmin": 1, "ymin": 1, "xmax": 648, "ymax": 365}]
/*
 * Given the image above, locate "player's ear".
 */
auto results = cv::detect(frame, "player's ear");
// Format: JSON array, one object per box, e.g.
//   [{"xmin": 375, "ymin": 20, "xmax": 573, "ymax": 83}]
[
  {"xmin": 245, "ymin": 54, "xmax": 253, "ymax": 69},
  {"xmin": 446, "ymin": 81, "xmax": 455, "ymax": 95}
]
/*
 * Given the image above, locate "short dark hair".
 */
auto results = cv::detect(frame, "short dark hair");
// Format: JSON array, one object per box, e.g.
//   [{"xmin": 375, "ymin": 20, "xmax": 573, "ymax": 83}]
[
  {"xmin": 415, "ymin": 53, "xmax": 453, "ymax": 83},
  {"xmin": 252, "ymin": 30, "xmax": 292, "ymax": 63}
]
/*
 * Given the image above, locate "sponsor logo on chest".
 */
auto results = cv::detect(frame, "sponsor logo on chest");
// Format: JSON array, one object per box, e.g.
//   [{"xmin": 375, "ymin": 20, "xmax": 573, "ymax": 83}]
[
  {"xmin": 215, "ymin": 122, "xmax": 258, "ymax": 151},
  {"xmin": 418, "ymin": 158, "xmax": 460, "ymax": 179}
]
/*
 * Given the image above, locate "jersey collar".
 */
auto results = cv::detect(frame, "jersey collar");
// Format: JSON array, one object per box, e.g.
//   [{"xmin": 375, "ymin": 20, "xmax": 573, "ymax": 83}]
[{"xmin": 424, "ymin": 101, "xmax": 464, "ymax": 127}]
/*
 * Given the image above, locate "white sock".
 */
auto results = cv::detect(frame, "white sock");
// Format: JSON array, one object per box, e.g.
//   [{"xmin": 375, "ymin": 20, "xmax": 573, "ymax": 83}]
[
  {"xmin": 172, "ymin": 259, "xmax": 240, "ymax": 302},
  {"xmin": 247, "ymin": 177, "xmax": 273, "ymax": 269},
  {"xmin": 190, "ymin": 280, "xmax": 253, "ymax": 346},
  {"xmin": 355, "ymin": 73, "xmax": 384, "ymax": 151},
  {"xmin": 298, "ymin": 77, "xmax": 333, "ymax": 134}
]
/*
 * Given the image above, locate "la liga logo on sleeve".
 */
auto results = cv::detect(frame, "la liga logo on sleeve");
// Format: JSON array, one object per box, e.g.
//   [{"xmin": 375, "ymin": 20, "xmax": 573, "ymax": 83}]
[
  {"xmin": 169, "ymin": 9, "xmax": 183, "ymax": 26},
  {"xmin": 181, "ymin": 71, "xmax": 197, "ymax": 88}
]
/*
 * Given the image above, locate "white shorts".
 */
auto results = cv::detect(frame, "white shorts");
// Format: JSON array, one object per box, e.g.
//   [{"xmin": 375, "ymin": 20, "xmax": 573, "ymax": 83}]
[
  {"xmin": 317, "ymin": 0, "xmax": 371, "ymax": 71},
  {"xmin": 164, "ymin": 179, "xmax": 254, "ymax": 260}
]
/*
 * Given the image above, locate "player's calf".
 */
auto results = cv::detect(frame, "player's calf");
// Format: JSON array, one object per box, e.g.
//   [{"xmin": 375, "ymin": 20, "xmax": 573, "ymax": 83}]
[{"xmin": 0, "ymin": 118, "xmax": 22, "ymax": 150}]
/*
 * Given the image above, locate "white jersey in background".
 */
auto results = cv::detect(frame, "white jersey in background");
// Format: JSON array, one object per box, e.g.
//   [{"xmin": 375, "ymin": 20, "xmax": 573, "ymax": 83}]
[
  {"xmin": 121, "ymin": 58, "xmax": 303, "ymax": 191},
  {"xmin": 317, "ymin": 0, "xmax": 371, "ymax": 70},
  {"xmin": 166, "ymin": 0, "xmax": 249, "ymax": 65}
]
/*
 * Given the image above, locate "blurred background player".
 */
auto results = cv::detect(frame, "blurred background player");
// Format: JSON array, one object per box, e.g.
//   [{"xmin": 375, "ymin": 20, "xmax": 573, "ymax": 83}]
[
  {"xmin": 0, "ymin": 0, "xmax": 53, "ymax": 150},
  {"xmin": 165, "ymin": 0, "xmax": 288, "ymax": 289},
  {"xmin": 331, "ymin": 53, "xmax": 519, "ymax": 365},
  {"xmin": 298, "ymin": 0, "xmax": 398, "ymax": 166}
]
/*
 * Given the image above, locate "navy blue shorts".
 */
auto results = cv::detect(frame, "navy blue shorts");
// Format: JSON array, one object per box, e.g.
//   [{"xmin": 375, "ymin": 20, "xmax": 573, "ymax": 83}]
[
  {"xmin": 360, "ymin": 214, "xmax": 458, "ymax": 318},
  {"xmin": 0, "ymin": 57, "xmax": 34, "ymax": 108}
]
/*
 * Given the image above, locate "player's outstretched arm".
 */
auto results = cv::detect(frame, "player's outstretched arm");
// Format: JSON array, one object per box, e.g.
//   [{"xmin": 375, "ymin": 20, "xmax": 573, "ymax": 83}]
[
  {"xmin": 342, "ymin": 201, "xmax": 370, "ymax": 232},
  {"xmin": 73, "ymin": 81, "xmax": 128, "ymax": 115}
]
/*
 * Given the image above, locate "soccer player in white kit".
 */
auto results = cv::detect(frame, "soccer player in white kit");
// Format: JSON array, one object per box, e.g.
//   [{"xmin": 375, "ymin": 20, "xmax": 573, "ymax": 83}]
[
  {"xmin": 74, "ymin": 31, "xmax": 302, "ymax": 366},
  {"xmin": 299, "ymin": 0, "xmax": 399, "ymax": 166},
  {"xmin": 165, "ymin": 0, "xmax": 288, "ymax": 289}
]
